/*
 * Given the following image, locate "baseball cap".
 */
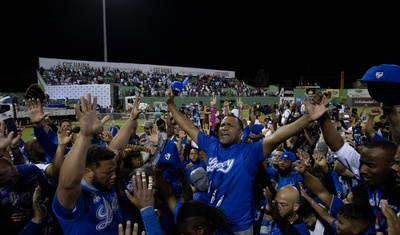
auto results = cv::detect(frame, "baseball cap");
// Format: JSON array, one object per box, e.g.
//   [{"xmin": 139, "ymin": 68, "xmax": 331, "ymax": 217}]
[
  {"xmin": 360, "ymin": 64, "xmax": 400, "ymax": 105},
  {"xmin": 315, "ymin": 141, "xmax": 329, "ymax": 156},
  {"xmin": 143, "ymin": 121, "xmax": 153, "ymax": 129},
  {"xmin": 190, "ymin": 167, "xmax": 207, "ymax": 192},
  {"xmin": 251, "ymin": 124, "xmax": 264, "ymax": 135},
  {"xmin": 152, "ymin": 139, "xmax": 181, "ymax": 170},
  {"xmin": 280, "ymin": 151, "xmax": 296, "ymax": 162},
  {"xmin": 171, "ymin": 77, "xmax": 189, "ymax": 96}
]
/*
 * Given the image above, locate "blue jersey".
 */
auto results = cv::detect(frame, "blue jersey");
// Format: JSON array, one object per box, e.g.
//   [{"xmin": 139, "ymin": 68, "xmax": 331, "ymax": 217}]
[
  {"xmin": 52, "ymin": 179, "xmax": 132, "ymax": 234},
  {"xmin": 276, "ymin": 169, "xmax": 304, "ymax": 191},
  {"xmin": 0, "ymin": 164, "xmax": 54, "ymax": 234},
  {"xmin": 197, "ymin": 132, "xmax": 265, "ymax": 232}
]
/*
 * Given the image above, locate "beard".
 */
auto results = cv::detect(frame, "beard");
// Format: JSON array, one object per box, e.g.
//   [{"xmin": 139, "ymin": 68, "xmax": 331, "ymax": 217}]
[{"xmin": 91, "ymin": 176, "xmax": 110, "ymax": 191}]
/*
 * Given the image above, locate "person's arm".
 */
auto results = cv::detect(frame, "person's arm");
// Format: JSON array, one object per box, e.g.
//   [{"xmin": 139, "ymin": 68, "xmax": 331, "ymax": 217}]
[
  {"xmin": 293, "ymin": 160, "xmax": 334, "ymax": 209},
  {"xmin": 124, "ymin": 171, "xmax": 163, "ymax": 235},
  {"xmin": 333, "ymin": 160, "xmax": 354, "ymax": 178},
  {"xmin": 165, "ymin": 111, "xmax": 174, "ymax": 139},
  {"xmin": 303, "ymin": 129, "xmax": 317, "ymax": 147},
  {"xmin": 382, "ymin": 102, "xmax": 400, "ymax": 146},
  {"xmin": 299, "ymin": 183, "xmax": 336, "ymax": 227},
  {"xmin": 152, "ymin": 166, "xmax": 178, "ymax": 215},
  {"xmin": 18, "ymin": 186, "xmax": 49, "ymax": 235},
  {"xmin": 359, "ymin": 104, "xmax": 367, "ymax": 117},
  {"xmin": 56, "ymin": 94, "xmax": 109, "ymax": 211},
  {"xmin": 46, "ymin": 126, "xmax": 71, "ymax": 184},
  {"xmin": 380, "ymin": 199, "xmax": 400, "ymax": 235},
  {"xmin": 209, "ymin": 96, "xmax": 217, "ymax": 131},
  {"xmin": 262, "ymin": 92, "xmax": 333, "ymax": 158},
  {"xmin": 28, "ymin": 98, "xmax": 61, "ymax": 160},
  {"xmin": 108, "ymin": 93, "xmax": 140, "ymax": 156},
  {"xmin": 248, "ymin": 106, "xmax": 256, "ymax": 130},
  {"xmin": 166, "ymin": 89, "xmax": 199, "ymax": 144},
  {"xmin": 262, "ymin": 187, "xmax": 302, "ymax": 235},
  {"xmin": 0, "ymin": 121, "xmax": 14, "ymax": 157},
  {"xmin": 318, "ymin": 113, "xmax": 344, "ymax": 152},
  {"xmin": 364, "ymin": 108, "xmax": 380, "ymax": 141},
  {"xmin": 10, "ymin": 134, "xmax": 25, "ymax": 165},
  {"xmin": 237, "ymin": 97, "xmax": 243, "ymax": 120}
]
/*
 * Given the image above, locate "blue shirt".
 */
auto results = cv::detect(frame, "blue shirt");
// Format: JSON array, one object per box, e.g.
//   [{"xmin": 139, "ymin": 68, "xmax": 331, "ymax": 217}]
[
  {"xmin": 197, "ymin": 131, "xmax": 265, "ymax": 232},
  {"xmin": 52, "ymin": 179, "xmax": 132, "ymax": 234}
]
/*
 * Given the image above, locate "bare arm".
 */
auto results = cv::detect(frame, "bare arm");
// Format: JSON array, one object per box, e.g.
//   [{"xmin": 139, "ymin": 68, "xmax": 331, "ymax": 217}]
[
  {"xmin": 47, "ymin": 126, "xmax": 71, "ymax": 184},
  {"xmin": 109, "ymin": 93, "xmax": 140, "ymax": 155},
  {"xmin": 294, "ymin": 161, "xmax": 334, "ymax": 209},
  {"xmin": 318, "ymin": 114, "xmax": 344, "ymax": 152},
  {"xmin": 166, "ymin": 89, "xmax": 199, "ymax": 144},
  {"xmin": 299, "ymin": 183, "xmax": 335, "ymax": 226},
  {"xmin": 382, "ymin": 102, "xmax": 400, "ymax": 145},
  {"xmin": 364, "ymin": 108, "xmax": 380, "ymax": 141},
  {"xmin": 56, "ymin": 94, "xmax": 110, "ymax": 211},
  {"xmin": 263, "ymin": 92, "xmax": 333, "ymax": 157}
]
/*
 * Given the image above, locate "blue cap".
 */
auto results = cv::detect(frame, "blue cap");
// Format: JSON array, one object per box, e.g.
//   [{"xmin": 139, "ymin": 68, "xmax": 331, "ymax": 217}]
[
  {"xmin": 361, "ymin": 64, "xmax": 400, "ymax": 104},
  {"xmin": 106, "ymin": 126, "xmax": 118, "ymax": 137},
  {"xmin": 251, "ymin": 124, "xmax": 264, "ymax": 135},
  {"xmin": 171, "ymin": 77, "xmax": 189, "ymax": 95},
  {"xmin": 280, "ymin": 151, "xmax": 296, "ymax": 162},
  {"xmin": 153, "ymin": 139, "xmax": 181, "ymax": 169}
]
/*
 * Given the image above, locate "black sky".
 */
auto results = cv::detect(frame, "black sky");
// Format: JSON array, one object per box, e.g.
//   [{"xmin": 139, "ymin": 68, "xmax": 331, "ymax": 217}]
[{"xmin": 3, "ymin": 1, "xmax": 400, "ymax": 91}]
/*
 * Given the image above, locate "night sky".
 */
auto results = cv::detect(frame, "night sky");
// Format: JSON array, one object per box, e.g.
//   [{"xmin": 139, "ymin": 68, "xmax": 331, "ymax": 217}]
[{"xmin": 3, "ymin": 1, "xmax": 400, "ymax": 91}]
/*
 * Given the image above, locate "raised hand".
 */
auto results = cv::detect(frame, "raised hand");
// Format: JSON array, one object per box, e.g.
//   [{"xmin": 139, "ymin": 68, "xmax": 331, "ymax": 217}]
[
  {"xmin": 209, "ymin": 95, "xmax": 217, "ymax": 106},
  {"xmin": 166, "ymin": 88, "xmax": 175, "ymax": 105},
  {"xmin": 304, "ymin": 91, "xmax": 335, "ymax": 120},
  {"xmin": 57, "ymin": 126, "xmax": 72, "ymax": 146},
  {"xmin": 28, "ymin": 98, "xmax": 50, "ymax": 126},
  {"xmin": 75, "ymin": 93, "xmax": 109, "ymax": 137},
  {"xmin": 292, "ymin": 159, "xmax": 307, "ymax": 174},
  {"xmin": 130, "ymin": 94, "xmax": 141, "ymax": 119},
  {"xmin": 149, "ymin": 129, "xmax": 159, "ymax": 145},
  {"xmin": 31, "ymin": 185, "xmax": 49, "ymax": 224},
  {"xmin": 0, "ymin": 121, "xmax": 13, "ymax": 151}
]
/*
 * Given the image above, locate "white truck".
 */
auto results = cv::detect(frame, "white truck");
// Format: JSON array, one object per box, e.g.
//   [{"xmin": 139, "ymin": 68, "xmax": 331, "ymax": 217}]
[
  {"xmin": 0, "ymin": 97, "xmax": 76, "ymax": 125},
  {"xmin": 122, "ymin": 96, "xmax": 149, "ymax": 112}
]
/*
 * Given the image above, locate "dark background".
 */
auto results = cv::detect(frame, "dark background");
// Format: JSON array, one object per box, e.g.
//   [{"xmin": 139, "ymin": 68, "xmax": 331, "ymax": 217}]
[{"xmin": 2, "ymin": 1, "xmax": 400, "ymax": 91}]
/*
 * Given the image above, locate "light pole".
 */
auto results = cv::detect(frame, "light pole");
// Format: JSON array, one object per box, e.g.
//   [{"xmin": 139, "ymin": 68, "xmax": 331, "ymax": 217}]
[{"xmin": 102, "ymin": 0, "xmax": 108, "ymax": 62}]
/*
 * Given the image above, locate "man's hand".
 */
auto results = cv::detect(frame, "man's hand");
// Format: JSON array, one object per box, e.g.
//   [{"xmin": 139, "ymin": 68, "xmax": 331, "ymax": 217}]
[
  {"xmin": 130, "ymin": 94, "xmax": 141, "ymax": 120},
  {"xmin": 380, "ymin": 199, "xmax": 400, "ymax": 235},
  {"xmin": 125, "ymin": 171, "xmax": 155, "ymax": 210},
  {"xmin": 28, "ymin": 98, "xmax": 50, "ymax": 126},
  {"xmin": 210, "ymin": 95, "xmax": 217, "ymax": 106},
  {"xmin": 262, "ymin": 186, "xmax": 275, "ymax": 215},
  {"xmin": 57, "ymin": 126, "xmax": 72, "ymax": 146},
  {"xmin": 166, "ymin": 88, "xmax": 175, "ymax": 105},
  {"xmin": 0, "ymin": 121, "xmax": 13, "ymax": 152},
  {"xmin": 75, "ymin": 93, "xmax": 109, "ymax": 137},
  {"xmin": 304, "ymin": 91, "xmax": 334, "ymax": 120},
  {"xmin": 292, "ymin": 159, "xmax": 307, "ymax": 174}
]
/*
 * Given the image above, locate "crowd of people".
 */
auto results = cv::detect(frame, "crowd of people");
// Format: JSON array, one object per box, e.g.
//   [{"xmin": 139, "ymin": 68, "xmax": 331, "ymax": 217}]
[
  {"xmin": 42, "ymin": 64, "xmax": 268, "ymax": 97},
  {"xmin": 1, "ymin": 74, "xmax": 400, "ymax": 235}
]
